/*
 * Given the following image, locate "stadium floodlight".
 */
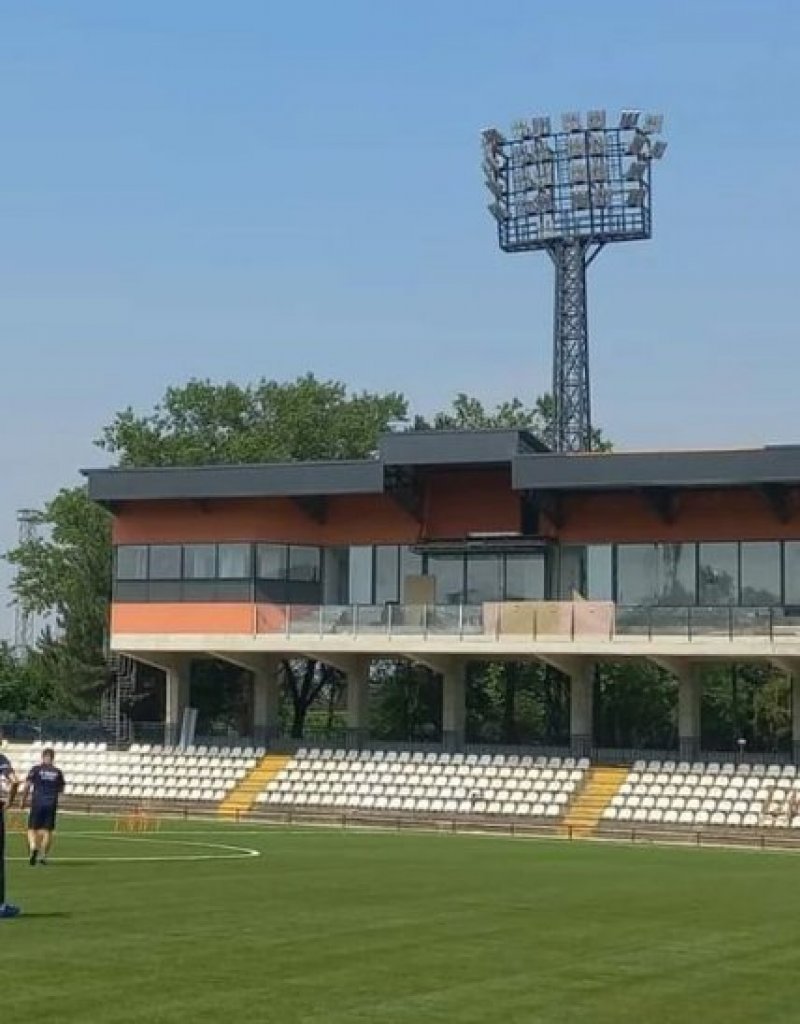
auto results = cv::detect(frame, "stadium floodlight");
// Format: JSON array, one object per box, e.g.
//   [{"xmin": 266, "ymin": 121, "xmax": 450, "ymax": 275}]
[{"xmin": 481, "ymin": 107, "xmax": 668, "ymax": 452}]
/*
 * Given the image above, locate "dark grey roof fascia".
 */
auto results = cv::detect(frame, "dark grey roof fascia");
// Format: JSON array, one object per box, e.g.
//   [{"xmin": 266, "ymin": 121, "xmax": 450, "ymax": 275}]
[
  {"xmin": 379, "ymin": 428, "xmax": 547, "ymax": 467},
  {"xmin": 512, "ymin": 448, "xmax": 800, "ymax": 491},
  {"xmin": 83, "ymin": 460, "xmax": 384, "ymax": 503}
]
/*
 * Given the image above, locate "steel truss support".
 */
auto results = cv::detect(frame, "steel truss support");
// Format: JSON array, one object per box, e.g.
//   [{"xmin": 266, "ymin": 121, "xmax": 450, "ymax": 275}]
[{"xmin": 550, "ymin": 241, "xmax": 603, "ymax": 452}]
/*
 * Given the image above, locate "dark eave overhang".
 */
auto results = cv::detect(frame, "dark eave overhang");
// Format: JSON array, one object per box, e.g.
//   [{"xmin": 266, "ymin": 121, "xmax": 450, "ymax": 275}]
[{"xmin": 512, "ymin": 446, "xmax": 800, "ymax": 492}]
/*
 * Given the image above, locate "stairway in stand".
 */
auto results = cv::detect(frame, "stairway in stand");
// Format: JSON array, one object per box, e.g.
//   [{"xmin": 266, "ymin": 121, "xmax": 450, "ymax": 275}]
[
  {"xmin": 218, "ymin": 754, "xmax": 291, "ymax": 819},
  {"xmin": 562, "ymin": 765, "xmax": 628, "ymax": 838}
]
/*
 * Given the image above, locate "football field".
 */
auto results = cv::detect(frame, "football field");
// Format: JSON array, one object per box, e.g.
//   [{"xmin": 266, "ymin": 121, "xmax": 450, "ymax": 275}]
[{"xmin": 3, "ymin": 815, "xmax": 800, "ymax": 1023}]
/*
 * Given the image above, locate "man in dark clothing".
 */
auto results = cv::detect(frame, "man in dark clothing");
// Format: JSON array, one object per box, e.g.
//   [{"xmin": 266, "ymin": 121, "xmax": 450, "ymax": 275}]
[
  {"xmin": 22, "ymin": 748, "xmax": 66, "ymax": 866},
  {"xmin": 0, "ymin": 730, "xmax": 21, "ymax": 918}
]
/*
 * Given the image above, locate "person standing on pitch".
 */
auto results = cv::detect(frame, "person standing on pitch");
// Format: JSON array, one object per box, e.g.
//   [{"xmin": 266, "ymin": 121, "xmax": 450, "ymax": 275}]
[
  {"xmin": 0, "ymin": 729, "xmax": 22, "ymax": 918},
  {"xmin": 22, "ymin": 748, "xmax": 65, "ymax": 866}
]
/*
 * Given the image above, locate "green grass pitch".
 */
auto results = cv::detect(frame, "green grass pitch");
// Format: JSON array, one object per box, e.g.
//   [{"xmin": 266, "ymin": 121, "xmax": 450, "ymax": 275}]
[{"xmin": 3, "ymin": 815, "xmax": 800, "ymax": 1023}]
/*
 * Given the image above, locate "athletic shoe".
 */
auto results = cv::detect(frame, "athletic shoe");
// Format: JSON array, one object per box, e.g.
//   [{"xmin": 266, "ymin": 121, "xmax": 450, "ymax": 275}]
[
  {"xmin": 29, "ymin": 849, "xmax": 38, "ymax": 866},
  {"xmin": 0, "ymin": 904, "xmax": 21, "ymax": 919},
  {"xmin": 39, "ymin": 858, "xmax": 48, "ymax": 866}
]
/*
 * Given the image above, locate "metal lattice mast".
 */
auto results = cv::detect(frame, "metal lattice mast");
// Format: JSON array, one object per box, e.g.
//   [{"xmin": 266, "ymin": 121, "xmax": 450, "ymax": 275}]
[
  {"xmin": 13, "ymin": 509, "xmax": 38, "ymax": 658},
  {"xmin": 482, "ymin": 109, "xmax": 667, "ymax": 452}
]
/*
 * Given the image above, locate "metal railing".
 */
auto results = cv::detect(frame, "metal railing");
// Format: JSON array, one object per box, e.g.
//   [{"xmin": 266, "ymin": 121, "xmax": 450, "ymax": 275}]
[{"xmin": 251, "ymin": 602, "xmax": 800, "ymax": 643}]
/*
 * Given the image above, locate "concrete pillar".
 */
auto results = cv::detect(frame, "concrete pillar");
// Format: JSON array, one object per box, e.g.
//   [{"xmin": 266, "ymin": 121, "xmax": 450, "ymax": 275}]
[
  {"xmin": 344, "ymin": 656, "xmax": 372, "ymax": 744},
  {"xmin": 441, "ymin": 661, "xmax": 467, "ymax": 750},
  {"xmin": 569, "ymin": 662, "xmax": 595, "ymax": 758},
  {"xmin": 677, "ymin": 665, "xmax": 702, "ymax": 761},
  {"xmin": 253, "ymin": 657, "xmax": 282, "ymax": 746},
  {"xmin": 792, "ymin": 673, "xmax": 800, "ymax": 765},
  {"xmin": 164, "ymin": 658, "xmax": 191, "ymax": 747}
]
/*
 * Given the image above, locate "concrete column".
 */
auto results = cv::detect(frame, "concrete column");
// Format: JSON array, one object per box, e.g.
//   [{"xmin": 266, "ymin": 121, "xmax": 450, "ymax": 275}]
[
  {"xmin": 569, "ymin": 662, "xmax": 595, "ymax": 758},
  {"xmin": 164, "ymin": 658, "xmax": 191, "ymax": 747},
  {"xmin": 677, "ymin": 665, "xmax": 702, "ymax": 761},
  {"xmin": 344, "ymin": 656, "xmax": 372, "ymax": 743},
  {"xmin": 792, "ymin": 673, "xmax": 800, "ymax": 765},
  {"xmin": 253, "ymin": 657, "xmax": 282, "ymax": 746},
  {"xmin": 441, "ymin": 661, "xmax": 467, "ymax": 750}
]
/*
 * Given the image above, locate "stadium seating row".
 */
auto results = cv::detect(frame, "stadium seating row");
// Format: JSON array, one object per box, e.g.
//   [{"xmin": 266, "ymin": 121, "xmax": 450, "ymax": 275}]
[
  {"xmin": 257, "ymin": 748, "xmax": 589, "ymax": 818},
  {"xmin": 604, "ymin": 763, "xmax": 800, "ymax": 828}
]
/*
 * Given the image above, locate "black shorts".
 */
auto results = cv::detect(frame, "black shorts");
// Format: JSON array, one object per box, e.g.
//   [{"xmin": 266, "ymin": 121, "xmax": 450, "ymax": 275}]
[{"xmin": 28, "ymin": 804, "xmax": 57, "ymax": 831}]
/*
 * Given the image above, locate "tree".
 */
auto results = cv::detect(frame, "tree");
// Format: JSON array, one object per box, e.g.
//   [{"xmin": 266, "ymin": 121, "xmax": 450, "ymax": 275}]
[
  {"xmin": 5, "ymin": 489, "xmax": 113, "ymax": 716},
  {"xmin": 98, "ymin": 375, "xmax": 407, "ymax": 466}
]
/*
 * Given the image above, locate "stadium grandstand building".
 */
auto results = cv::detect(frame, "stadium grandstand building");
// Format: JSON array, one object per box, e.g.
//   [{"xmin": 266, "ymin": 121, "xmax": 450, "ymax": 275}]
[{"xmin": 84, "ymin": 430, "xmax": 800, "ymax": 763}]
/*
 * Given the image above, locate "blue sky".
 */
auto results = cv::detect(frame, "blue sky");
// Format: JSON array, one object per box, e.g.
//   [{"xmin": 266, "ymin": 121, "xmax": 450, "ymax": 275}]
[{"xmin": 1, "ymin": 0, "xmax": 799, "ymax": 639}]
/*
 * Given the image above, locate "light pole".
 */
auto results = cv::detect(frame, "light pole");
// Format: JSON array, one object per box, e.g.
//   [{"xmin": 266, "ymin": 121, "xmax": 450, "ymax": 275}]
[{"xmin": 482, "ymin": 109, "xmax": 667, "ymax": 451}]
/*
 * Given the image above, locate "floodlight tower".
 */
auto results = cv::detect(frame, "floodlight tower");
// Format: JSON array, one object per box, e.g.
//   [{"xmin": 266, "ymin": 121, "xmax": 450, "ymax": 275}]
[
  {"xmin": 482, "ymin": 109, "xmax": 667, "ymax": 451},
  {"xmin": 13, "ymin": 508, "xmax": 39, "ymax": 658}
]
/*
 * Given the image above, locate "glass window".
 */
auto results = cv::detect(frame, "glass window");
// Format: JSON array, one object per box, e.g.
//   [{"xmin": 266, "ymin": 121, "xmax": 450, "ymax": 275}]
[
  {"xmin": 218, "ymin": 543, "xmax": 251, "ymax": 579},
  {"xmin": 586, "ymin": 545, "xmax": 613, "ymax": 601},
  {"xmin": 348, "ymin": 546, "xmax": 373, "ymax": 604},
  {"xmin": 116, "ymin": 545, "xmax": 148, "ymax": 580},
  {"xmin": 426, "ymin": 556, "xmax": 465, "ymax": 604},
  {"xmin": 558, "ymin": 546, "xmax": 584, "ymax": 599},
  {"xmin": 505, "ymin": 554, "xmax": 545, "ymax": 600},
  {"xmin": 655, "ymin": 543, "xmax": 696, "ymax": 605},
  {"xmin": 149, "ymin": 545, "xmax": 182, "ymax": 580},
  {"xmin": 257, "ymin": 544, "xmax": 287, "ymax": 579},
  {"xmin": 617, "ymin": 545, "xmax": 657, "ymax": 605},
  {"xmin": 183, "ymin": 544, "xmax": 216, "ymax": 579},
  {"xmin": 786, "ymin": 543, "xmax": 800, "ymax": 605},
  {"xmin": 323, "ymin": 547, "xmax": 349, "ymax": 604},
  {"xmin": 289, "ymin": 545, "xmax": 321, "ymax": 582},
  {"xmin": 699, "ymin": 543, "xmax": 738, "ymax": 606},
  {"xmin": 375, "ymin": 546, "xmax": 400, "ymax": 604},
  {"xmin": 399, "ymin": 546, "xmax": 424, "ymax": 602},
  {"xmin": 466, "ymin": 555, "xmax": 503, "ymax": 603},
  {"xmin": 740, "ymin": 542, "xmax": 781, "ymax": 605}
]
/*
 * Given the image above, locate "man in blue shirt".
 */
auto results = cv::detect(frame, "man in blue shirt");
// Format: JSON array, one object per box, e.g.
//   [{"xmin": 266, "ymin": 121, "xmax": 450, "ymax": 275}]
[
  {"xmin": 22, "ymin": 748, "xmax": 66, "ymax": 866},
  {"xmin": 0, "ymin": 729, "xmax": 22, "ymax": 918}
]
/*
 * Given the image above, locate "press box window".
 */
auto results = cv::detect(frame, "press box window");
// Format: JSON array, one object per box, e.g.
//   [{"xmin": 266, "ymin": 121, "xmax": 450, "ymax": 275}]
[
  {"xmin": 183, "ymin": 544, "xmax": 216, "ymax": 579},
  {"xmin": 116, "ymin": 546, "xmax": 148, "ymax": 580},
  {"xmin": 218, "ymin": 544, "xmax": 251, "ymax": 579},
  {"xmin": 148, "ymin": 545, "xmax": 182, "ymax": 580}
]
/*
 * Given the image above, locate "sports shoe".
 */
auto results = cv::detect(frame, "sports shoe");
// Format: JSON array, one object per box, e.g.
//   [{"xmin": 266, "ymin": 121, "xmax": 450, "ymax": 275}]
[
  {"xmin": 0, "ymin": 904, "xmax": 21, "ymax": 919},
  {"xmin": 39, "ymin": 857, "xmax": 48, "ymax": 866},
  {"xmin": 29, "ymin": 849, "xmax": 38, "ymax": 866}
]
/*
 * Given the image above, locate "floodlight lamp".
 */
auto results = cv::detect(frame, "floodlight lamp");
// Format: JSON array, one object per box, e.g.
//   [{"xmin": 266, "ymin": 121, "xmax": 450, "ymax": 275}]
[
  {"xmin": 572, "ymin": 190, "xmax": 590, "ymax": 210},
  {"xmin": 651, "ymin": 139, "xmax": 668, "ymax": 159},
  {"xmin": 642, "ymin": 113, "xmax": 664, "ymax": 134},
  {"xmin": 562, "ymin": 111, "xmax": 582, "ymax": 132},
  {"xmin": 531, "ymin": 116, "xmax": 551, "ymax": 137},
  {"xmin": 568, "ymin": 135, "xmax": 585, "ymax": 158},
  {"xmin": 625, "ymin": 160, "xmax": 646, "ymax": 180},
  {"xmin": 587, "ymin": 109, "xmax": 606, "ymax": 130},
  {"xmin": 628, "ymin": 133, "xmax": 646, "ymax": 156},
  {"xmin": 512, "ymin": 118, "xmax": 531, "ymax": 139},
  {"xmin": 591, "ymin": 184, "xmax": 609, "ymax": 207},
  {"xmin": 626, "ymin": 188, "xmax": 644, "ymax": 206},
  {"xmin": 488, "ymin": 200, "xmax": 509, "ymax": 221},
  {"xmin": 619, "ymin": 109, "xmax": 640, "ymax": 129},
  {"xmin": 589, "ymin": 134, "xmax": 606, "ymax": 156},
  {"xmin": 591, "ymin": 157, "xmax": 607, "ymax": 181}
]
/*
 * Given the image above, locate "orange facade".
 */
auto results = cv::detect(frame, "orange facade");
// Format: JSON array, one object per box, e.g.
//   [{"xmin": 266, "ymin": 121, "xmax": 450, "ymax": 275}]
[
  {"xmin": 112, "ymin": 478, "xmax": 800, "ymax": 548},
  {"xmin": 111, "ymin": 469, "xmax": 523, "ymax": 546}
]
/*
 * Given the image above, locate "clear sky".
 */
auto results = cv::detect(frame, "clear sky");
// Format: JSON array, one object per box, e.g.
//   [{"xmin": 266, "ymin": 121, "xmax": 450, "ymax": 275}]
[{"xmin": 1, "ymin": 0, "xmax": 799, "ymax": 640}]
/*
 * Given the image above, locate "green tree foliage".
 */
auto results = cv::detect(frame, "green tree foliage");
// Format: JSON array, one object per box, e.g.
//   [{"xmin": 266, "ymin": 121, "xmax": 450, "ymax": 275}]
[
  {"xmin": 415, "ymin": 392, "xmax": 612, "ymax": 451},
  {"xmin": 98, "ymin": 375, "xmax": 408, "ymax": 466}
]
